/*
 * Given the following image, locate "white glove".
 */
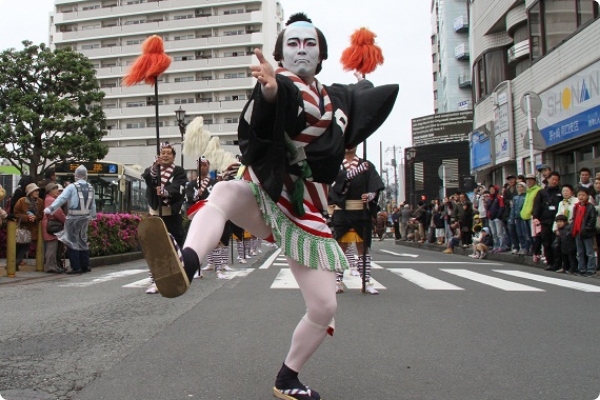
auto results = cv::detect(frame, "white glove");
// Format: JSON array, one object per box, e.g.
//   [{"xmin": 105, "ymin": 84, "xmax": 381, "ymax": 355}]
[{"xmin": 44, "ymin": 207, "xmax": 52, "ymax": 215}]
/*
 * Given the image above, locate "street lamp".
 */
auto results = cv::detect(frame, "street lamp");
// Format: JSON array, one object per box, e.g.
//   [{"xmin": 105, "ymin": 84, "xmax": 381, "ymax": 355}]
[
  {"xmin": 175, "ymin": 106, "xmax": 187, "ymax": 167},
  {"xmin": 405, "ymin": 148, "xmax": 417, "ymax": 207}
]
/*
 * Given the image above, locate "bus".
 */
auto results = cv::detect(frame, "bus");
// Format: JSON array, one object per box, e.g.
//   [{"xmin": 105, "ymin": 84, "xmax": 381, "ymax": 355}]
[{"xmin": 54, "ymin": 161, "xmax": 148, "ymax": 216}]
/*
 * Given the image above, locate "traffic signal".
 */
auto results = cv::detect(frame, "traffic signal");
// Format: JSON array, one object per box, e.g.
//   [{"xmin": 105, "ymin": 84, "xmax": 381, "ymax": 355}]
[{"xmin": 421, "ymin": 195, "xmax": 426, "ymax": 201}]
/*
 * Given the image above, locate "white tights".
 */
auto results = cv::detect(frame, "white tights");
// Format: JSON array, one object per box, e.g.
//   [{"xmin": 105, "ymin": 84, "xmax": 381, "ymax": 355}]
[{"xmin": 184, "ymin": 180, "xmax": 337, "ymax": 372}]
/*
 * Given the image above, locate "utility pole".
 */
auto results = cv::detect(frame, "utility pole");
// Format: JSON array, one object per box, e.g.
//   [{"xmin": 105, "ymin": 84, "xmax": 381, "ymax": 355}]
[{"xmin": 385, "ymin": 145, "xmax": 401, "ymax": 206}]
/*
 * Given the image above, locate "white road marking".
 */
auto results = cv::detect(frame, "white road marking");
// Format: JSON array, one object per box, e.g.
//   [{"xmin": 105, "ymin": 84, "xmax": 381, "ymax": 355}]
[
  {"xmin": 60, "ymin": 269, "xmax": 147, "ymax": 287},
  {"xmin": 388, "ymin": 268, "xmax": 463, "ymax": 290},
  {"xmin": 369, "ymin": 262, "xmax": 384, "ymax": 269},
  {"xmin": 341, "ymin": 274, "xmax": 386, "ymax": 290},
  {"xmin": 258, "ymin": 248, "xmax": 281, "ymax": 269},
  {"xmin": 380, "ymin": 249, "xmax": 419, "ymax": 258},
  {"xmin": 441, "ymin": 269, "xmax": 544, "ymax": 291},
  {"xmin": 495, "ymin": 270, "xmax": 600, "ymax": 292},
  {"xmin": 220, "ymin": 268, "xmax": 254, "ymax": 279},
  {"xmin": 374, "ymin": 261, "xmax": 502, "ymax": 265},
  {"xmin": 271, "ymin": 269, "xmax": 386, "ymax": 290},
  {"xmin": 123, "ymin": 277, "xmax": 152, "ymax": 288},
  {"xmin": 271, "ymin": 268, "xmax": 299, "ymax": 289}
]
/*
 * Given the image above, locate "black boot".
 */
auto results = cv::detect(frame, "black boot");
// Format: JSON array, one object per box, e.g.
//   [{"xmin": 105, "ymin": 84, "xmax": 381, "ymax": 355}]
[
  {"xmin": 181, "ymin": 247, "xmax": 201, "ymax": 282},
  {"xmin": 274, "ymin": 363, "xmax": 321, "ymax": 400}
]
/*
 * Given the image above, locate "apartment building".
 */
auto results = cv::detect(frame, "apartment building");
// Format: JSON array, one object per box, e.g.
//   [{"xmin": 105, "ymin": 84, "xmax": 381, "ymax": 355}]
[
  {"xmin": 469, "ymin": 0, "xmax": 599, "ymax": 184},
  {"xmin": 431, "ymin": 0, "xmax": 472, "ymax": 113},
  {"xmin": 50, "ymin": 0, "xmax": 284, "ymax": 170}
]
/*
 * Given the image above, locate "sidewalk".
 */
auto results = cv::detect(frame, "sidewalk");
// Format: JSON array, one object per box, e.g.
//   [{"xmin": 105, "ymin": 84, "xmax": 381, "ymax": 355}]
[
  {"xmin": 0, "ymin": 252, "xmax": 144, "ymax": 285},
  {"xmin": 394, "ymin": 239, "xmax": 600, "ymax": 277}
]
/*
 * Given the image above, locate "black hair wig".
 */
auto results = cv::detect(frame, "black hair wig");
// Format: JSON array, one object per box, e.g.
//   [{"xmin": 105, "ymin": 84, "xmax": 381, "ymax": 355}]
[{"xmin": 273, "ymin": 13, "xmax": 328, "ymax": 75}]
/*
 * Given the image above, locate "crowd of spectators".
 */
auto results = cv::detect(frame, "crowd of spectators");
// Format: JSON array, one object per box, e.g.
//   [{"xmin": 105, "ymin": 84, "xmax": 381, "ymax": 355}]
[{"xmin": 392, "ymin": 166, "xmax": 600, "ymax": 277}]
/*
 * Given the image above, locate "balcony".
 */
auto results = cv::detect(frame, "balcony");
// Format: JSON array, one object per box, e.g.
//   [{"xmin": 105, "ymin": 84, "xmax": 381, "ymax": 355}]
[
  {"xmin": 454, "ymin": 43, "xmax": 469, "ymax": 60},
  {"xmin": 103, "ymin": 100, "xmax": 248, "ymax": 119},
  {"xmin": 453, "ymin": 15, "xmax": 469, "ymax": 33},
  {"xmin": 54, "ymin": 0, "xmax": 259, "ymax": 23},
  {"xmin": 457, "ymin": 73, "xmax": 471, "ymax": 88},
  {"xmin": 101, "ymin": 77, "xmax": 254, "ymax": 98},
  {"xmin": 54, "ymin": 11, "xmax": 263, "ymax": 43},
  {"xmin": 507, "ymin": 40, "xmax": 530, "ymax": 64},
  {"xmin": 96, "ymin": 55, "xmax": 254, "ymax": 79},
  {"xmin": 103, "ymin": 123, "xmax": 239, "ymax": 141}
]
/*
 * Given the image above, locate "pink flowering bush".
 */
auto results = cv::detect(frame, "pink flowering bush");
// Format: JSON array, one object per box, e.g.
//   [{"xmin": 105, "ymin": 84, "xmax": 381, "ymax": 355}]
[
  {"xmin": 0, "ymin": 213, "xmax": 142, "ymax": 258},
  {"xmin": 88, "ymin": 213, "xmax": 142, "ymax": 257}
]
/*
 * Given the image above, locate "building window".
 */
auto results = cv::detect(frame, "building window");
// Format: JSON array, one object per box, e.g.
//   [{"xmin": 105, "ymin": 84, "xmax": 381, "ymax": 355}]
[
  {"xmin": 223, "ymin": 9, "xmax": 245, "ymax": 15},
  {"xmin": 224, "ymin": 117, "xmax": 239, "ymax": 124},
  {"xmin": 126, "ymin": 39, "xmax": 143, "ymax": 46},
  {"xmin": 82, "ymin": 5, "xmax": 100, "ymax": 11},
  {"xmin": 174, "ymin": 14, "xmax": 194, "ymax": 20},
  {"xmin": 124, "ymin": 19, "xmax": 146, "ymax": 25},
  {"xmin": 528, "ymin": 0, "xmax": 598, "ymax": 62},
  {"xmin": 224, "ymin": 29, "xmax": 245, "ymax": 36},
  {"xmin": 173, "ymin": 56, "xmax": 194, "ymax": 61},
  {"xmin": 431, "ymin": 34, "xmax": 436, "ymax": 45},
  {"xmin": 472, "ymin": 49, "xmax": 507, "ymax": 103},
  {"xmin": 174, "ymin": 98, "xmax": 195, "ymax": 104},
  {"xmin": 432, "ymin": 53, "xmax": 437, "ymax": 63},
  {"xmin": 81, "ymin": 44, "xmax": 100, "ymax": 50},
  {"xmin": 126, "ymin": 101, "xmax": 146, "ymax": 108},
  {"xmin": 174, "ymin": 34, "xmax": 195, "ymax": 41},
  {"xmin": 433, "ymin": 90, "xmax": 438, "ymax": 100},
  {"xmin": 125, "ymin": 122, "xmax": 145, "ymax": 129},
  {"xmin": 433, "ymin": 72, "xmax": 437, "ymax": 82},
  {"xmin": 174, "ymin": 76, "xmax": 195, "ymax": 82}
]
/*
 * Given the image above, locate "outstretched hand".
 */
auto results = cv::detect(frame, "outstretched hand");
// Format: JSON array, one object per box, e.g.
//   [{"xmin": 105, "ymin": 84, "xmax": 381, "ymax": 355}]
[{"xmin": 250, "ymin": 48, "xmax": 277, "ymax": 102}]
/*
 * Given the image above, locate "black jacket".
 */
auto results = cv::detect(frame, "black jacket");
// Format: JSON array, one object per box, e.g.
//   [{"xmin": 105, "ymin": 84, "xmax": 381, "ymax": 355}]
[
  {"xmin": 533, "ymin": 185, "xmax": 563, "ymax": 225},
  {"xmin": 238, "ymin": 75, "xmax": 398, "ymax": 202},
  {"xmin": 142, "ymin": 164, "xmax": 187, "ymax": 214},
  {"xmin": 557, "ymin": 223, "xmax": 576, "ymax": 253}
]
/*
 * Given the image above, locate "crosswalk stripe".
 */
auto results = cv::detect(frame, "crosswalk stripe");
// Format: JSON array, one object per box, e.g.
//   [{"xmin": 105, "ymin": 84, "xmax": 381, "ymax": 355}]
[
  {"xmin": 370, "ymin": 262, "xmax": 384, "ymax": 269},
  {"xmin": 271, "ymin": 268, "xmax": 299, "ymax": 289},
  {"xmin": 270, "ymin": 269, "xmax": 386, "ymax": 290},
  {"xmin": 495, "ymin": 270, "xmax": 600, "ymax": 292},
  {"xmin": 341, "ymin": 274, "xmax": 386, "ymax": 290},
  {"xmin": 59, "ymin": 269, "xmax": 147, "ymax": 287},
  {"xmin": 259, "ymin": 248, "xmax": 281, "ymax": 269},
  {"xmin": 441, "ymin": 269, "xmax": 545, "ymax": 291},
  {"xmin": 123, "ymin": 277, "xmax": 152, "ymax": 288},
  {"xmin": 388, "ymin": 268, "xmax": 463, "ymax": 290},
  {"xmin": 374, "ymin": 261, "xmax": 502, "ymax": 265}
]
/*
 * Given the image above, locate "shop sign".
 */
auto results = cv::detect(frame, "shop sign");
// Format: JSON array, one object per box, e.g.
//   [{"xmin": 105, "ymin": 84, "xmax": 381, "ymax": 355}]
[
  {"xmin": 493, "ymin": 81, "xmax": 514, "ymax": 164},
  {"xmin": 469, "ymin": 124, "xmax": 493, "ymax": 174},
  {"xmin": 537, "ymin": 60, "xmax": 600, "ymax": 147}
]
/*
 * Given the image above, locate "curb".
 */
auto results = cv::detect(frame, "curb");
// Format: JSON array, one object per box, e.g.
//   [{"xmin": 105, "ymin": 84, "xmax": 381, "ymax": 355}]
[
  {"xmin": 0, "ymin": 252, "xmax": 144, "ymax": 284},
  {"xmin": 394, "ymin": 239, "xmax": 600, "ymax": 278}
]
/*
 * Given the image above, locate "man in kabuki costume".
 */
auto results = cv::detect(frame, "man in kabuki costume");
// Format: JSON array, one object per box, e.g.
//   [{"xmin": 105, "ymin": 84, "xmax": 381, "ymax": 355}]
[
  {"xmin": 329, "ymin": 146, "xmax": 384, "ymax": 295},
  {"xmin": 138, "ymin": 13, "xmax": 398, "ymax": 400},
  {"xmin": 142, "ymin": 142, "xmax": 187, "ymax": 294}
]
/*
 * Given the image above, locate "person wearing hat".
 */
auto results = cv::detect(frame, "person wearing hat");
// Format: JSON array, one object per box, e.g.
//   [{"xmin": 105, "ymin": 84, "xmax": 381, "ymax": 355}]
[
  {"xmin": 553, "ymin": 214, "xmax": 576, "ymax": 274},
  {"xmin": 468, "ymin": 226, "xmax": 493, "ymax": 259},
  {"xmin": 509, "ymin": 181, "xmax": 530, "ymax": 255},
  {"xmin": 537, "ymin": 164, "xmax": 552, "ymax": 187},
  {"xmin": 13, "ymin": 183, "xmax": 44, "ymax": 269},
  {"xmin": 0, "ymin": 184, "xmax": 8, "ymax": 222},
  {"xmin": 519, "ymin": 175, "xmax": 541, "ymax": 257},
  {"xmin": 42, "ymin": 183, "xmax": 66, "ymax": 273},
  {"xmin": 44, "ymin": 165, "xmax": 97, "ymax": 274}
]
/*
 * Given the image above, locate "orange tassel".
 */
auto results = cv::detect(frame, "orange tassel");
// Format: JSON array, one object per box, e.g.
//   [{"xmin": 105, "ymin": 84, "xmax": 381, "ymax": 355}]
[
  {"xmin": 340, "ymin": 28, "xmax": 384, "ymax": 75},
  {"xmin": 123, "ymin": 35, "xmax": 171, "ymax": 86}
]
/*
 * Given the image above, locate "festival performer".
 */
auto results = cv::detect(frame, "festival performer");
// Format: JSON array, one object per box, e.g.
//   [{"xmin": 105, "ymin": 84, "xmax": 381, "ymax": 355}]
[
  {"xmin": 185, "ymin": 157, "xmax": 217, "ymax": 278},
  {"xmin": 138, "ymin": 13, "xmax": 398, "ymax": 400},
  {"xmin": 330, "ymin": 146, "xmax": 384, "ymax": 295},
  {"xmin": 142, "ymin": 142, "xmax": 187, "ymax": 293}
]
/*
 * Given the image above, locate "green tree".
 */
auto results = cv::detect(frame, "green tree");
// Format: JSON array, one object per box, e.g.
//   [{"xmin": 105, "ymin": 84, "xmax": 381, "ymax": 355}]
[{"xmin": 0, "ymin": 41, "xmax": 108, "ymax": 181}]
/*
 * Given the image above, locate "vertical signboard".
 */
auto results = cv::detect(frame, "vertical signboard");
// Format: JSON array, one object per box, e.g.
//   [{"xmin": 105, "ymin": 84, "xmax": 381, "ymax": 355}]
[
  {"xmin": 493, "ymin": 81, "xmax": 514, "ymax": 164},
  {"xmin": 470, "ymin": 123, "xmax": 494, "ymax": 175}
]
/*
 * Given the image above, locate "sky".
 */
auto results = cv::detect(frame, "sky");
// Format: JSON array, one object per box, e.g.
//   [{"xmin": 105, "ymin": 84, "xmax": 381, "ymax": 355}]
[{"xmin": 0, "ymin": 0, "xmax": 434, "ymax": 171}]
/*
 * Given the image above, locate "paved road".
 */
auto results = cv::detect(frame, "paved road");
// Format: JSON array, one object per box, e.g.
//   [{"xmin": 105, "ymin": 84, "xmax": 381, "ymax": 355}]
[{"xmin": 1, "ymin": 241, "xmax": 599, "ymax": 400}]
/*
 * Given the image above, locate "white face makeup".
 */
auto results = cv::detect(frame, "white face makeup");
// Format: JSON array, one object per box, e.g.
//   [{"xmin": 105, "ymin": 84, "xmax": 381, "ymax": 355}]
[{"xmin": 281, "ymin": 23, "xmax": 320, "ymax": 79}]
